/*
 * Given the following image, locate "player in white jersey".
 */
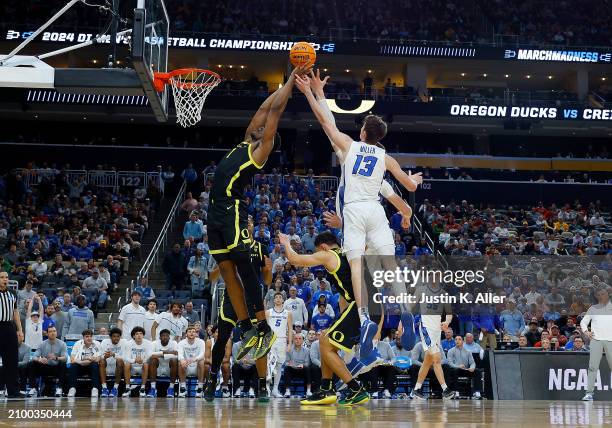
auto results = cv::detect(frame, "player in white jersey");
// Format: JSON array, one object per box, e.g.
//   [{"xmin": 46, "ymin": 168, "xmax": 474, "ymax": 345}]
[
  {"xmin": 177, "ymin": 326, "xmax": 207, "ymax": 397},
  {"xmin": 121, "ymin": 326, "xmax": 153, "ymax": 397},
  {"xmin": 99, "ymin": 327, "xmax": 128, "ymax": 398},
  {"xmin": 151, "ymin": 302, "xmax": 188, "ymax": 342},
  {"xmin": 296, "ymin": 70, "xmax": 421, "ymax": 355},
  {"xmin": 117, "ymin": 290, "xmax": 146, "ymax": 341},
  {"xmin": 149, "ymin": 329, "xmax": 179, "ymax": 398},
  {"xmin": 143, "ymin": 300, "xmax": 158, "ymax": 341},
  {"xmin": 411, "ymin": 281, "xmax": 455, "ymax": 400},
  {"xmin": 266, "ymin": 293, "xmax": 293, "ymax": 397}
]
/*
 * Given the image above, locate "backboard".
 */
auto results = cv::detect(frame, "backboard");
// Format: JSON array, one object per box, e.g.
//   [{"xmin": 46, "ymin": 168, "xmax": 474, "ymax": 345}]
[
  {"xmin": 133, "ymin": 0, "xmax": 170, "ymax": 122},
  {"xmin": 0, "ymin": 0, "xmax": 170, "ymax": 122}
]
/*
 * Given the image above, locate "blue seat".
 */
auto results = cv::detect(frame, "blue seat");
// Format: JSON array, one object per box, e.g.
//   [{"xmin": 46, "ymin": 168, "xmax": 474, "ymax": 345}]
[
  {"xmin": 155, "ymin": 289, "xmax": 174, "ymax": 299},
  {"xmin": 174, "ymin": 290, "xmax": 191, "ymax": 300}
]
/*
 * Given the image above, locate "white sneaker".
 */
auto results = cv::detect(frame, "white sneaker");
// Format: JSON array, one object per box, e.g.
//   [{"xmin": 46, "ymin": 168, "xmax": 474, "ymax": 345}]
[
  {"xmin": 371, "ymin": 392, "xmax": 379, "ymax": 399},
  {"xmin": 178, "ymin": 387, "xmax": 187, "ymax": 398},
  {"xmin": 248, "ymin": 388, "xmax": 255, "ymax": 398},
  {"xmin": 28, "ymin": 388, "xmax": 38, "ymax": 397},
  {"xmin": 91, "ymin": 388, "xmax": 98, "ymax": 398},
  {"xmin": 233, "ymin": 387, "xmax": 242, "ymax": 398},
  {"xmin": 383, "ymin": 389, "xmax": 392, "ymax": 399},
  {"xmin": 272, "ymin": 388, "xmax": 282, "ymax": 398},
  {"xmin": 284, "ymin": 389, "xmax": 290, "ymax": 398},
  {"xmin": 139, "ymin": 389, "xmax": 146, "ymax": 398},
  {"xmin": 67, "ymin": 387, "xmax": 77, "ymax": 397},
  {"xmin": 581, "ymin": 392, "xmax": 594, "ymax": 401},
  {"xmin": 221, "ymin": 387, "xmax": 230, "ymax": 398},
  {"xmin": 55, "ymin": 387, "xmax": 63, "ymax": 397},
  {"xmin": 472, "ymin": 391, "xmax": 481, "ymax": 400},
  {"xmin": 122, "ymin": 388, "xmax": 132, "ymax": 398}
]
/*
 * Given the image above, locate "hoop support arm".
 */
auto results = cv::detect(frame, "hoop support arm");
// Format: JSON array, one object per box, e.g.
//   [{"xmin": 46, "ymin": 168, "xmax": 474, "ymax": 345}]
[{"xmin": 0, "ymin": 0, "xmax": 81, "ymax": 65}]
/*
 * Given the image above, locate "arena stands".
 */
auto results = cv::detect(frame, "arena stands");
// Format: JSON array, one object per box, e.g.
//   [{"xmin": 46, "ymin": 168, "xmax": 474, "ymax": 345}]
[{"xmin": 2, "ymin": 0, "xmax": 611, "ymax": 46}]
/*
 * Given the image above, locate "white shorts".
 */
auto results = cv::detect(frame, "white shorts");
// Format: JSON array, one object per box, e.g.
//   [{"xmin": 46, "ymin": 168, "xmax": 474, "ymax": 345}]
[
  {"xmin": 186, "ymin": 363, "xmax": 198, "ymax": 377},
  {"xmin": 419, "ymin": 315, "xmax": 442, "ymax": 354},
  {"xmin": 105, "ymin": 358, "xmax": 117, "ymax": 376},
  {"xmin": 270, "ymin": 340, "xmax": 286, "ymax": 365},
  {"xmin": 341, "ymin": 202, "xmax": 394, "ymax": 256},
  {"xmin": 157, "ymin": 360, "xmax": 171, "ymax": 377}
]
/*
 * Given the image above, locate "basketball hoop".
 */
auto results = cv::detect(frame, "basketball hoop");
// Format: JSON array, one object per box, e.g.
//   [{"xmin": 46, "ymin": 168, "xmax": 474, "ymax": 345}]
[{"xmin": 154, "ymin": 68, "xmax": 221, "ymax": 127}]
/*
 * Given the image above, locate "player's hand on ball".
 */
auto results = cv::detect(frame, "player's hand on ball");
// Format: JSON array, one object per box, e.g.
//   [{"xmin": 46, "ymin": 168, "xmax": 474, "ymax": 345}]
[
  {"xmin": 323, "ymin": 211, "xmax": 342, "ymax": 229},
  {"xmin": 294, "ymin": 74, "xmax": 312, "ymax": 95},
  {"xmin": 291, "ymin": 64, "xmax": 313, "ymax": 78}
]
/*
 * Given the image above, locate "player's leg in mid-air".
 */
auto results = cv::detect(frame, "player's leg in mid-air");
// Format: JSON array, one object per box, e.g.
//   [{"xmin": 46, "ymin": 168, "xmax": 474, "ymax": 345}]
[{"xmin": 207, "ymin": 66, "xmax": 307, "ymax": 361}]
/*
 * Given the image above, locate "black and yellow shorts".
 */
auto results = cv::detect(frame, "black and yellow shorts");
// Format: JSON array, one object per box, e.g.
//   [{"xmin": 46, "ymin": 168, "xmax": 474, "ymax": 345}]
[
  {"xmin": 325, "ymin": 300, "xmax": 360, "ymax": 353},
  {"xmin": 218, "ymin": 290, "xmax": 257, "ymax": 327},
  {"xmin": 208, "ymin": 201, "xmax": 251, "ymax": 263}
]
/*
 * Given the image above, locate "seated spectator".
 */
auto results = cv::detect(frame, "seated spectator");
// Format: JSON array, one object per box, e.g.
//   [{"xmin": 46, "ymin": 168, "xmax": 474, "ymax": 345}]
[
  {"xmin": 524, "ymin": 320, "xmax": 542, "ymax": 346},
  {"xmin": 27, "ymin": 326, "xmax": 67, "ymax": 397},
  {"xmin": 500, "ymin": 300, "xmax": 525, "ymax": 341},
  {"xmin": 445, "ymin": 336, "xmax": 482, "ymax": 399},
  {"xmin": 308, "ymin": 335, "xmax": 322, "ymax": 392},
  {"xmin": 565, "ymin": 335, "xmax": 588, "ymax": 352},
  {"xmin": 59, "ymin": 293, "xmax": 75, "ymax": 312},
  {"xmin": 99, "ymin": 327, "xmax": 127, "ymax": 398},
  {"xmin": 67, "ymin": 329, "xmax": 102, "ymax": 397},
  {"xmin": 122, "ymin": 326, "xmax": 153, "ymax": 397},
  {"xmin": 441, "ymin": 329, "xmax": 455, "ymax": 354},
  {"xmin": 264, "ymin": 279, "xmax": 287, "ymax": 310},
  {"xmin": 360, "ymin": 339, "xmax": 397, "ymax": 399},
  {"xmin": 177, "ymin": 326, "xmax": 206, "ymax": 398},
  {"xmin": 82, "ymin": 268, "xmax": 108, "ymax": 309},
  {"xmin": 310, "ymin": 303, "xmax": 333, "ymax": 332},
  {"xmin": 183, "ymin": 301, "xmax": 200, "ymax": 325},
  {"xmin": 30, "ymin": 256, "xmax": 48, "ymax": 279},
  {"xmin": 149, "ymin": 329, "xmax": 179, "ymax": 398},
  {"xmin": 42, "ymin": 303, "xmax": 56, "ymax": 339},
  {"xmin": 51, "ymin": 300, "xmax": 67, "ymax": 340},
  {"xmin": 283, "ymin": 333, "xmax": 311, "ymax": 398}
]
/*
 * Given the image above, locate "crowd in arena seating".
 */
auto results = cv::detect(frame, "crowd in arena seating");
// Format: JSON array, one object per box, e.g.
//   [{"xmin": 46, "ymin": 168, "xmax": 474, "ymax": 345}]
[
  {"xmin": 2, "ymin": 0, "xmax": 611, "ymax": 46},
  {"xmin": 420, "ymin": 198, "xmax": 611, "ymax": 256},
  {"xmin": 1, "ymin": 158, "xmax": 610, "ymax": 399}
]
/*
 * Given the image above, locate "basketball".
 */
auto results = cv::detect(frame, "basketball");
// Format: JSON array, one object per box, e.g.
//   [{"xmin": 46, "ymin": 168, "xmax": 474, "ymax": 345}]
[{"xmin": 289, "ymin": 42, "xmax": 316, "ymax": 67}]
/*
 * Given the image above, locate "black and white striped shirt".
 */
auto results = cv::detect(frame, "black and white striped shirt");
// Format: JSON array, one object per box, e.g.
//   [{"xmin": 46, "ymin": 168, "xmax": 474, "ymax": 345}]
[{"xmin": 0, "ymin": 288, "xmax": 17, "ymax": 322}]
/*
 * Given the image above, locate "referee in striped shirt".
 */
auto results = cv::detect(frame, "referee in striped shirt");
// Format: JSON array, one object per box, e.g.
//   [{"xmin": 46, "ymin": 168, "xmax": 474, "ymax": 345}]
[{"xmin": 0, "ymin": 271, "xmax": 25, "ymax": 398}]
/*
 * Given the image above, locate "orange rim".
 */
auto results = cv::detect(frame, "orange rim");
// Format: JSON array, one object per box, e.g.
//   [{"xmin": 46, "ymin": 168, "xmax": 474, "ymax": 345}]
[{"xmin": 153, "ymin": 68, "xmax": 222, "ymax": 92}]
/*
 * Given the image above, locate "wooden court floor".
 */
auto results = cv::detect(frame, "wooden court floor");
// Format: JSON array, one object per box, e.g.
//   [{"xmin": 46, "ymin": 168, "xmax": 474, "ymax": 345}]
[{"xmin": 1, "ymin": 398, "xmax": 611, "ymax": 427}]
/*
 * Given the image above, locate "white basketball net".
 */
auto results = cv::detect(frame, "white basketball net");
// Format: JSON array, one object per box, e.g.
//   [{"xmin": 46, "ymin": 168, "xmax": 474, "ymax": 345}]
[{"xmin": 168, "ymin": 70, "xmax": 221, "ymax": 127}]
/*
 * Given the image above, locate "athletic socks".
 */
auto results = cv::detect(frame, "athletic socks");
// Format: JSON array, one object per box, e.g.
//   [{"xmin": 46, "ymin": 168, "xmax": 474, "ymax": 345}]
[
  {"xmin": 102, "ymin": 383, "xmax": 107, "ymax": 389},
  {"xmin": 347, "ymin": 379, "xmax": 360, "ymax": 392},
  {"xmin": 238, "ymin": 319, "xmax": 254, "ymax": 335},
  {"xmin": 197, "ymin": 382, "xmax": 203, "ymax": 389},
  {"xmin": 358, "ymin": 307, "xmax": 370, "ymax": 325},
  {"xmin": 414, "ymin": 382, "xmax": 422, "ymax": 391},
  {"xmin": 320, "ymin": 379, "xmax": 333, "ymax": 392},
  {"xmin": 441, "ymin": 384, "xmax": 448, "ymax": 391},
  {"xmin": 180, "ymin": 382, "xmax": 187, "ymax": 389},
  {"xmin": 150, "ymin": 382, "xmax": 156, "ymax": 389}
]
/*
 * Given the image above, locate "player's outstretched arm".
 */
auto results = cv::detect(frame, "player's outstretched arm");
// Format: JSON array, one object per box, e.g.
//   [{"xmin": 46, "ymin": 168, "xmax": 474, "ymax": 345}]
[
  {"xmin": 244, "ymin": 90, "xmax": 279, "ymax": 141},
  {"xmin": 251, "ymin": 65, "xmax": 309, "ymax": 166},
  {"xmin": 380, "ymin": 180, "xmax": 413, "ymax": 228},
  {"xmin": 308, "ymin": 70, "xmax": 345, "ymax": 162},
  {"xmin": 385, "ymin": 155, "xmax": 423, "ymax": 192},
  {"xmin": 295, "ymin": 74, "xmax": 352, "ymax": 156},
  {"xmin": 278, "ymin": 233, "xmax": 336, "ymax": 271}
]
